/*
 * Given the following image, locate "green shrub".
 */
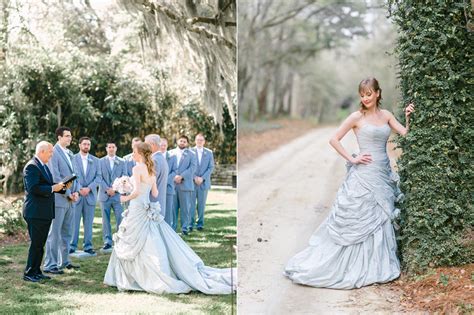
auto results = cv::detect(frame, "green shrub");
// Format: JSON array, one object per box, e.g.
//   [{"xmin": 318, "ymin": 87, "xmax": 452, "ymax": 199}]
[
  {"xmin": 0, "ymin": 201, "xmax": 26, "ymax": 236},
  {"xmin": 389, "ymin": 1, "xmax": 474, "ymax": 272},
  {"xmin": 0, "ymin": 54, "xmax": 236, "ymax": 194}
]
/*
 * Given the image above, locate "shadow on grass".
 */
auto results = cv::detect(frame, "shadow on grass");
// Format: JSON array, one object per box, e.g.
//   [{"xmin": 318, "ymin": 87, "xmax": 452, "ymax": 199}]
[{"xmin": 0, "ymin": 201, "xmax": 236, "ymax": 314}]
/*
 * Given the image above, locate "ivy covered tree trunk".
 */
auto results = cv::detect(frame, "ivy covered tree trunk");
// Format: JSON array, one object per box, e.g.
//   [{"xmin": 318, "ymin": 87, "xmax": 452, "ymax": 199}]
[{"xmin": 389, "ymin": 1, "xmax": 474, "ymax": 272}]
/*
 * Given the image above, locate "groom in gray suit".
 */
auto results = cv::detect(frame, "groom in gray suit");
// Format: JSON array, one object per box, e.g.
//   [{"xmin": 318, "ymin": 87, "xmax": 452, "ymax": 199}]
[
  {"xmin": 44, "ymin": 126, "xmax": 80, "ymax": 274},
  {"xmin": 70, "ymin": 137, "xmax": 101, "ymax": 255},
  {"xmin": 190, "ymin": 133, "xmax": 215, "ymax": 231},
  {"xmin": 170, "ymin": 135, "xmax": 196, "ymax": 235},
  {"xmin": 145, "ymin": 134, "xmax": 168, "ymax": 215},
  {"xmin": 99, "ymin": 142, "xmax": 126, "ymax": 251},
  {"xmin": 160, "ymin": 138, "xmax": 177, "ymax": 227}
]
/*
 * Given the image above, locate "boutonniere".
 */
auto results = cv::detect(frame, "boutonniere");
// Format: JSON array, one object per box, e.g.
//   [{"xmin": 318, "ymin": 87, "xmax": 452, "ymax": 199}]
[
  {"xmin": 67, "ymin": 150, "xmax": 74, "ymax": 157},
  {"xmin": 114, "ymin": 159, "xmax": 120, "ymax": 165},
  {"xmin": 88, "ymin": 157, "xmax": 93, "ymax": 164}
]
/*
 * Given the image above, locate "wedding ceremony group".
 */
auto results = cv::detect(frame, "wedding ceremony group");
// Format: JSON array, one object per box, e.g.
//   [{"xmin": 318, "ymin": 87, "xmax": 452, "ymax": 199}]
[{"xmin": 22, "ymin": 125, "xmax": 236, "ymax": 294}]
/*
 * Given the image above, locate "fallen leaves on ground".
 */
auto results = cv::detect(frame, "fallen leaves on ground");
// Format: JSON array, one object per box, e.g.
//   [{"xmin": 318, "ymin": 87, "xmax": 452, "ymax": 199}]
[{"xmin": 391, "ymin": 264, "xmax": 474, "ymax": 314}]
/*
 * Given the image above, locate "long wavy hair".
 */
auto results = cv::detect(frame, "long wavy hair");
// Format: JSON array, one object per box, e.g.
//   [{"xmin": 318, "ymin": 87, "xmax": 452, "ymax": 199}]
[
  {"xmin": 358, "ymin": 77, "xmax": 383, "ymax": 113},
  {"xmin": 134, "ymin": 142, "xmax": 156, "ymax": 177}
]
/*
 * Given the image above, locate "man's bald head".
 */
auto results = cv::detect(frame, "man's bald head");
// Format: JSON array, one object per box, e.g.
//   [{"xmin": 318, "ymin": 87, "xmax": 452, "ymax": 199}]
[{"xmin": 35, "ymin": 141, "xmax": 54, "ymax": 164}]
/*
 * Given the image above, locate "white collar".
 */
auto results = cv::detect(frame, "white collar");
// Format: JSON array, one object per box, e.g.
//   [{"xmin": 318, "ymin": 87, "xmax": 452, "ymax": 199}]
[
  {"xmin": 35, "ymin": 155, "xmax": 45, "ymax": 166},
  {"xmin": 59, "ymin": 145, "xmax": 70, "ymax": 154},
  {"xmin": 108, "ymin": 155, "xmax": 116, "ymax": 160},
  {"xmin": 80, "ymin": 153, "xmax": 89, "ymax": 159}
]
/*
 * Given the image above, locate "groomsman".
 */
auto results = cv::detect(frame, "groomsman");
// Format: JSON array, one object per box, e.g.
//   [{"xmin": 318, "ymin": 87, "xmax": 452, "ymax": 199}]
[
  {"xmin": 22, "ymin": 141, "xmax": 67, "ymax": 282},
  {"xmin": 99, "ymin": 142, "xmax": 126, "ymax": 251},
  {"xmin": 123, "ymin": 137, "xmax": 141, "ymax": 176},
  {"xmin": 190, "ymin": 134, "xmax": 214, "ymax": 231},
  {"xmin": 70, "ymin": 137, "xmax": 101, "ymax": 255},
  {"xmin": 159, "ymin": 138, "xmax": 177, "ymax": 227},
  {"xmin": 170, "ymin": 135, "xmax": 196, "ymax": 235},
  {"xmin": 144, "ymin": 134, "xmax": 168, "ymax": 214},
  {"xmin": 44, "ymin": 127, "xmax": 80, "ymax": 274}
]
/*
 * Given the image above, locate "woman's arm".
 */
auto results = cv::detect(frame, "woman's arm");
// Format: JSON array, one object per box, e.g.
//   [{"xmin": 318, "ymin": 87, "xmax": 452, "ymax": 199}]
[
  {"xmin": 151, "ymin": 179, "xmax": 158, "ymax": 198},
  {"xmin": 329, "ymin": 112, "xmax": 372, "ymax": 165},
  {"xmin": 385, "ymin": 103, "xmax": 415, "ymax": 136},
  {"xmin": 120, "ymin": 166, "xmax": 141, "ymax": 203}
]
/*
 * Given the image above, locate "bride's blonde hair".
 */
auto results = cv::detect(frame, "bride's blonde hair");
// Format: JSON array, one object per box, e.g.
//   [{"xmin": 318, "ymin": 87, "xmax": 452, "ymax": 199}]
[{"xmin": 134, "ymin": 142, "xmax": 156, "ymax": 177}]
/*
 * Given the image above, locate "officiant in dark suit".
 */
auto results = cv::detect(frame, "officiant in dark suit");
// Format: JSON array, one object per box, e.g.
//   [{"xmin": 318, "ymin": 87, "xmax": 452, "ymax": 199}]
[{"xmin": 22, "ymin": 141, "xmax": 68, "ymax": 282}]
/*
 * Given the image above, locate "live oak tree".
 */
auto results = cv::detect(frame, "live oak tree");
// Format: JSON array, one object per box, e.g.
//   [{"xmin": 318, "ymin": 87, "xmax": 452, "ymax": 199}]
[{"xmin": 117, "ymin": 0, "xmax": 236, "ymax": 124}]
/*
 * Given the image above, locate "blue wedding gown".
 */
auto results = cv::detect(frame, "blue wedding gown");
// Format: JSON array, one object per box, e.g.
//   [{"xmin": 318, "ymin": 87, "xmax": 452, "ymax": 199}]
[
  {"xmin": 284, "ymin": 124, "xmax": 403, "ymax": 289},
  {"xmin": 104, "ymin": 182, "xmax": 235, "ymax": 294}
]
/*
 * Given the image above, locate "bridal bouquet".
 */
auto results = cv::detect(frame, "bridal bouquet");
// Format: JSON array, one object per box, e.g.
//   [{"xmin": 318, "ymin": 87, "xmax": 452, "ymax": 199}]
[{"xmin": 112, "ymin": 176, "xmax": 134, "ymax": 194}]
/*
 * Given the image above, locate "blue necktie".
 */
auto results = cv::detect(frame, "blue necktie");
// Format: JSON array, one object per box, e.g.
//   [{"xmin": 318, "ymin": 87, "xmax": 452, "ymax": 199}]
[{"xmin": 42, "ymin": 163, "xmax": 53, "ymax": 183}]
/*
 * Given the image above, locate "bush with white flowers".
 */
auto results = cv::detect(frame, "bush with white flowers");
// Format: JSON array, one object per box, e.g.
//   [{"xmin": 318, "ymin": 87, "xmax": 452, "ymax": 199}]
[{"xmin": 0, "ymin": 200, "xmax": 26, "ymax": 236}]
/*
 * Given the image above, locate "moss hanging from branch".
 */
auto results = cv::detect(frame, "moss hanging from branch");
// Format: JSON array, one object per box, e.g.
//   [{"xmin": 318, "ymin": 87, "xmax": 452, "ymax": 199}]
[{"xmin": 117, "ymin": 0, "xmax": 236, "ymax": 124}]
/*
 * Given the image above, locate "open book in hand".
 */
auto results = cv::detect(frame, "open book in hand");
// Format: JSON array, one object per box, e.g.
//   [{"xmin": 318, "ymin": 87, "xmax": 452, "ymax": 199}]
[{"xmin": 60, "ymin": 174, "xmax": 77, "ymax": 192}]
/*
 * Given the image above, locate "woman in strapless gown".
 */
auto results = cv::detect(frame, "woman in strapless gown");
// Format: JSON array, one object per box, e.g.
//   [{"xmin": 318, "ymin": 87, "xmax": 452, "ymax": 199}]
[
  {"xmin": 104, "ymin": 142, "xmax": 235, "ymax": 295},
  {"xmin": 284, "ymin": 77, "xmax": 415, "ymax": 289}
]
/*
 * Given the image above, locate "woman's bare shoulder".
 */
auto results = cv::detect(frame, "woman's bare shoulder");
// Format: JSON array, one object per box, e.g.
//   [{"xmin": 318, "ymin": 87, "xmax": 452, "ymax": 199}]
[
  {"xmin": 346, "ymin": 110, "xmax": 363, "ymax": 123},
  {"xmin": 380, "ymin": 109, "xmax": 395, "ymax": 119}
]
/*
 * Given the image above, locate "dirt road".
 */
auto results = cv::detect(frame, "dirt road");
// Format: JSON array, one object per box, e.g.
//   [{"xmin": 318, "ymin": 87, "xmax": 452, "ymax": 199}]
[{"xmin": 238, "ymin": 126, "xmax": 401, "ymax": 314}]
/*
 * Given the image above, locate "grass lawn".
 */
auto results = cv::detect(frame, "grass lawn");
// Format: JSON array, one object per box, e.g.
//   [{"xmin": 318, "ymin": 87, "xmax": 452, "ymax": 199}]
[{"xmin": 0, "ymin": 189, "xmax": 236, "ymax": 314}]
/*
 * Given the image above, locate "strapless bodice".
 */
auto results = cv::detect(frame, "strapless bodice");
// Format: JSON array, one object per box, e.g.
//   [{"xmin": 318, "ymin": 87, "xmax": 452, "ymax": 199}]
[
  {"xmin": 356, "ymin": 124, "xmax": 391, "ymax": 162},
  {"xmin": 129, "ymin": 182, "xmax": 153, "ymax": 208}
]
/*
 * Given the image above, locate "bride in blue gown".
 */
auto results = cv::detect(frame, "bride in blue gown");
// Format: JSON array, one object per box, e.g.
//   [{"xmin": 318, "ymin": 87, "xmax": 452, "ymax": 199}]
[
  {"xmin": 284, "ymin": 77, "xmax": 415, "ymax": 289},
  {"xmin": 104, "ymin": 142, "xmax": 235, "ymax": 295}
]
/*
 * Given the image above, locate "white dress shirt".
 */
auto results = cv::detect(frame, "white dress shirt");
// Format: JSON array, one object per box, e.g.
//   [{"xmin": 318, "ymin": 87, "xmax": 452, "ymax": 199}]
[
  {"xmin": 108, "ymin": 155, "xmax": 116, "ymax": 171},
  {"xmin": 81, "ymin": 153, "xmax": 89, "ymax": 175},
  {"xmin": 60, "ymin": 145, "xmax": 73, "ymax": 169},
  {"xmin": 176, "ymin": 149, "xmax": 184, "ymax": 167},
  {"xmin": 196, "ymin": 147, "xmax": 203, "ymax": 164}
]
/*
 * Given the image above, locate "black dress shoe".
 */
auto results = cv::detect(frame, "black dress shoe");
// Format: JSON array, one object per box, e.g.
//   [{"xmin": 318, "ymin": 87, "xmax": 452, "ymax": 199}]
[
  {"xmin": 69, "ymin": 248, "xmax": 76, "ymax": 254},
  {"xmin": 102, "ymin": 244, "xmax": 112, "ymax": 250},
  {"xmin": 64, "ymin": 263, "xmax": 80, "ymax": 270},
  {"xmin": 197, "ymin": 227, "xmax": 203, "ymax": 231},
  {"xmin": 84, "ymin": 249, "xmax": 96, "ymax": 255},
  {"xmin": 44, "ymin": 267, "xmax": 64, "ymax": 274},
  {"xmin": 36, "ymin": 273, "xmax": 51, "ymax": 280},
  {"xmin": 23, "ymin": 274, "xmax": 40, "ymax": 282},
  {"xmin": 182, "ymin": 231, "xmax": 189, "ymax": 235}
]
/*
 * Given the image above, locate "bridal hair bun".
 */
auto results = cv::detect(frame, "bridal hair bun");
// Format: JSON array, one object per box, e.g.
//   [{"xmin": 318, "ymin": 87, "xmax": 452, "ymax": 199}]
[{"xmin": 135, "ymin": 142, "xmax": 156, "ymax": 176}]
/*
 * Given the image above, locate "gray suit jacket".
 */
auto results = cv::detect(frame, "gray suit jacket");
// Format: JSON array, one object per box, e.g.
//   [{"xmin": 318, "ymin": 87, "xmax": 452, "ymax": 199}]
[
  {"xmin": 98, "ymin": 156, "xmax": 126, "ymax": 203},
  {"xmin": 192, "ymin": 147, "xmax": 214, "ymax": 191},
  {"xmin": 150, "ymin": 152, "xmax": 168, "ymax": 211},
  {"xmin": 48, "ymin": 143, "xmax": 79, "ymax": 208},
  {"xmin": 170, "ymin": 148, "xmax": 196, "ymax": 192},
  {"xmin": 123, "ymin": 152, "xmax": 135, "ymax": 177},
  {"xmin": 73, "ymin": 153, "xmax": 101, "ymax": 206},
  {"xmin": 165, "ymin": 151, "xmax": 177, "ymax": 195}
]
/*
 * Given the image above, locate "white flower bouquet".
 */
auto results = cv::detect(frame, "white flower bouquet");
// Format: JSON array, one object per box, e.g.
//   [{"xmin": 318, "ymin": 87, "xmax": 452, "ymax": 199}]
[{"xmin": 112, "ymin": 176, "xmax": 134, "ymax": 194}]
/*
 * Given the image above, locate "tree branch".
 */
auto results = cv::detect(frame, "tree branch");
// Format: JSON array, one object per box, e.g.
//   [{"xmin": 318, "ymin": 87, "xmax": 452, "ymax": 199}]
[
  {"xmin": 187, "ymin": 16, "xmax": 236, "ymax": 27},
  {"xmin": 148, "ymin": 1, "xmax": 235, "ymax": 49}
]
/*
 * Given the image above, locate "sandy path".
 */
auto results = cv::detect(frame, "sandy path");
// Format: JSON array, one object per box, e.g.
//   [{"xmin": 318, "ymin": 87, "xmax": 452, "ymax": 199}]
[{"xmin": 237, "ymin": 126, "xmax": 401, "ymax": 314}]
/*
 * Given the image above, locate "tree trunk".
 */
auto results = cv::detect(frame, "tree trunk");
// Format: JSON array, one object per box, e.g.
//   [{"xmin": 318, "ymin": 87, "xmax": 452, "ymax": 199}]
[
  {"xmin": 257, "ymin": 78, "xmax": 270, "ymax": 117},
  {"xmin": 0, "ymin": 0, "xmax": 10, "ymax": 62}
]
